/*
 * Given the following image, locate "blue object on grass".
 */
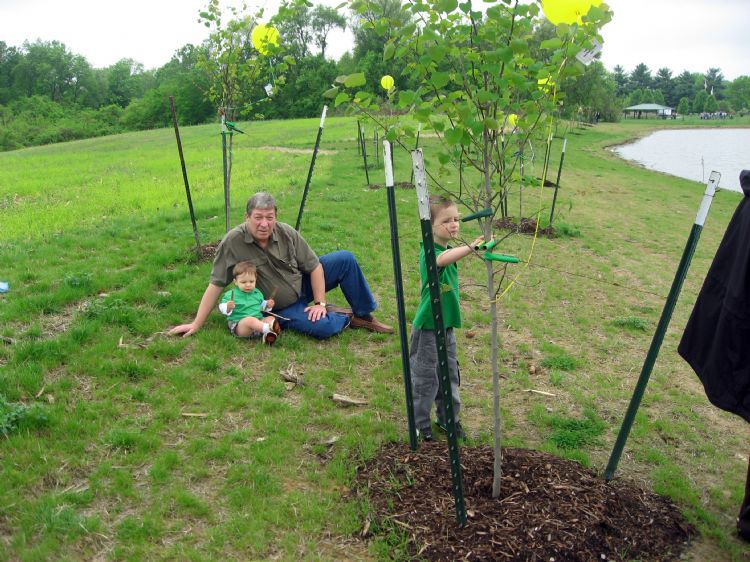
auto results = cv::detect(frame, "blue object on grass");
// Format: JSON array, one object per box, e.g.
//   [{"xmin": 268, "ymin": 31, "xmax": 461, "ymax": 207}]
[{"xmin": 0, "ymin": 282, "xmax": 8, "ymax": 293}]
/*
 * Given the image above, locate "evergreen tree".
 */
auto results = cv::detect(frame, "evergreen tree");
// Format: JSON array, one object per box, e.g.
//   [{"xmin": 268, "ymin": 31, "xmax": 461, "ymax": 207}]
[
  {"xmin": 611, "ymin": 64, "xmax": 628, "ymax": 97},
  {"xmin": 653, "ymin": 67, "xmax": 675, "ymax": 106},
  {"xmin": 673, "ymin": 70, "xmax": 697, "ymax": 104},
  {"xmin": 628, "ymin": 63, "xmax": 652, "ymax": 92}
]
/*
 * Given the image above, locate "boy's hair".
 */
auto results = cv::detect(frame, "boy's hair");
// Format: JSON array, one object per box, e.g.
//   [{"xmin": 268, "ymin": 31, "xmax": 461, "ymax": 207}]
[
  {"xmin": 429, "ymin": 195, "xmax": 456, "ymax": 220},
  {"xmin": 233, "ymin": 261, "xmax": 257, "ymax": 278}
]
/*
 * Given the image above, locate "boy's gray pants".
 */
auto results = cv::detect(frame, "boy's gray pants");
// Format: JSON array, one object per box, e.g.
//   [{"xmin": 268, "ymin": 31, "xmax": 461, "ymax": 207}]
[{"xmin": 409, "ymin": 327, "xmax": 461, "ymax": 429}]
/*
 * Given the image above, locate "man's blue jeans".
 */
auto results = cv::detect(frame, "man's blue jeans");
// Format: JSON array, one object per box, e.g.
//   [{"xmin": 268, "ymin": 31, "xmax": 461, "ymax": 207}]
[{"xmin": 274, "ymin": 250, "xmax": 378, "ymax": 339}]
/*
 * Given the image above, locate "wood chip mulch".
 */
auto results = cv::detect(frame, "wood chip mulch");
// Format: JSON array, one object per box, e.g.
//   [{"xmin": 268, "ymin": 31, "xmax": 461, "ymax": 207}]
[
  {"xmin": 495, "ymin": 216, "xmax": 556, "ymax": 237},
  {"xmin": 351, "ymin": 443, "xmax": 695, "ymax": 561}
]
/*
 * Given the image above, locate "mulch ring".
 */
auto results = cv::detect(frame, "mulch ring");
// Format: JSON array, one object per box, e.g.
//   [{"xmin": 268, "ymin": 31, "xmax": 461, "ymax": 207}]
[
  {"xmin": 195, "ymin": 243, "xmax": 219, "ymax": 262},
  {"xmin": 495, "ymin": 216, "xmax": 556, "ymax": 237},
  {"xmin": 368, "ymin": 181, "xmax": 415, "ymax": 190},
  {"xmin": 352, "ymin": 442, "xmax": 695, "ymax": 561}
]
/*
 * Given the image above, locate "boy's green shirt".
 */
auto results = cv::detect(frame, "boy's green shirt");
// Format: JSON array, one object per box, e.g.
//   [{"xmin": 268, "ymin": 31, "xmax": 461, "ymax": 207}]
[{"xmin": 413, "ymin": 242, "xmax": 462, "ymax": 330}]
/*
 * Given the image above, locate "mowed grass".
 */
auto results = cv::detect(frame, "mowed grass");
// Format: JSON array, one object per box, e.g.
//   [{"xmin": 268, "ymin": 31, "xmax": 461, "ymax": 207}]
[{"xmin": 1, "ymin": 114, "xmax": 750, "ymax": 560}]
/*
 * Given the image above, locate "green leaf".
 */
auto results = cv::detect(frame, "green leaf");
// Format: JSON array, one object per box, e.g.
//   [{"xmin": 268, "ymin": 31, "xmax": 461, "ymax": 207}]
[
  {"xmin": 323, "ymin": 87, "xmax": 339, "ymax": 99},
  {"xmin": 334, "ymin": 92, "xmax": 350, "ymax": 107},
  {"xmin": 397, "ymin": 90, "xmax": 417, "ymax": 107},
  {"xmin": 344, "ymin": 73, "xmax": 367, "ymax": 88},
  {"xmin": 438, "ymin": 152, "xmax": 451, "ymax": 165},
  {"xmin": 444, "ymin": 126, "xmax": 464, "ymax": 145},
  {"xmin": 540, "ymin": 38, "xmax": 563, "ymax": 50},
  {"xmin": 428, "ymin": 45, "xmax": 446, "ymax": 63},
  {"xmin": 383, "ymin": 43, "xmax": 396, "ymax": 61},
  {"xmin": 354, "ymin": 90, "xmax": 372, "ymax": 104},
  {"xmin": 431, "ymin": 71, "xmax": 450, "ymax": 89},
  {"xmin": 496, "ymin": 47, "xmax": 513, "ymax": 63},
  {"xmin": 334, "ymin": 75, "xmax": 348, "ymax": 84},
  {"xmin": 437, "ymin": 0, "xmax": 458, "ymax": 12}
]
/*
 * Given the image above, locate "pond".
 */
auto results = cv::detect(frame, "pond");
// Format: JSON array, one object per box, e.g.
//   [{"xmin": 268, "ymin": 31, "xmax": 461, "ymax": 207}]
[{"xmin": 612, "ymin": 128, "xmax": 750, "ymax": 193}]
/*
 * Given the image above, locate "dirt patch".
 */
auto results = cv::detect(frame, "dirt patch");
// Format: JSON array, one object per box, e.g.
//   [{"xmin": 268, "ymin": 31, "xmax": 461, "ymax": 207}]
[
  {"xmin": 495, "ymin": 216, "xmax": 556, "ymax": 237},
  {"xmin": 257, "ymin": 145, "xmax": 337, "ymax": 155},
  {"xmin": 352, "ymin": 442, "xmax": 695, "ymax": 561}
]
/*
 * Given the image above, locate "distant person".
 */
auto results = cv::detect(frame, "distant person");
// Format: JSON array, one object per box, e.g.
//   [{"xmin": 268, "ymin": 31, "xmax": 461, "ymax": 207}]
[
  {"xmin": 218, "ymin": 261, "xmax": 281, "ymax": 344},
  {"xmin": 409, "ymin": 195, "xmax": 484, "ymax": 441},
  {"xmin": 170, "ymin": 192, "xmax": 393, "ymax": 339}
]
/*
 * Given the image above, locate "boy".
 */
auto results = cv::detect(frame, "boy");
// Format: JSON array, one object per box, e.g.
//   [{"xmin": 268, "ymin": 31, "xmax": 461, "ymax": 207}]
[
  {"xmin": 219, "ymin": 261, "xmax": 281, "ymax": 345},
  {"xmin": 410, "ymin": 196, "xmax": 484, "ymax": 441}
]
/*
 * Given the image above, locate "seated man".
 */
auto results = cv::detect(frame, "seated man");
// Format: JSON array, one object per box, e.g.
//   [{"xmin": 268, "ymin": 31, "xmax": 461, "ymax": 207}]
[{"xmin": 169, "ymin": 192, "xmax": 392, "ymax": 339}]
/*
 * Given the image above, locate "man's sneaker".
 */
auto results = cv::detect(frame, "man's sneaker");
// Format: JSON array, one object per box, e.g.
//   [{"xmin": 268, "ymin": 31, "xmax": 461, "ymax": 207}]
[
  {"xmin": 417, "ymin": 426, "xmax": 433, "ymax": 442},
  {"xmin": 436, "ymin": 419, "xmax": 467, "ymax": 440}
]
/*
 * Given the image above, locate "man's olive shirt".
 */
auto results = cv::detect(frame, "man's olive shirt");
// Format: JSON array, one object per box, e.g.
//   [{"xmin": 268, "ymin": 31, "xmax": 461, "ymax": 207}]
[{"xmin": 210, "ymin": 222, "xmax": 320, "ymax": 309}]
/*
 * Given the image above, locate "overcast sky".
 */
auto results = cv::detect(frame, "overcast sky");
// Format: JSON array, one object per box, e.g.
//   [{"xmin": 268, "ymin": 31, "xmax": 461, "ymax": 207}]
[{"xmin": 0, "ymin": 0, "xmax": 747, "ymax": 80}]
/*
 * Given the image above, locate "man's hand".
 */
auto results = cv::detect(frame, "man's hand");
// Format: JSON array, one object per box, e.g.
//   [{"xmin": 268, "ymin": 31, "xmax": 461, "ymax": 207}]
[
  {"xmin": 169, "ymin": 323, "xmax": 200, "ymax": 337},
  {"xmin": 304, "ymin": 303, "xmax": 327, "ymax": 322}
]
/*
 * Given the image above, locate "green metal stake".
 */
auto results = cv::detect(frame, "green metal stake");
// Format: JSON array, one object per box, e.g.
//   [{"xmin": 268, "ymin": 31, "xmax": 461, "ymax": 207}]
[
  {"xmin": 361, "ymin": 128, "xmax": 370, "ymax": 185},
  {"xmin": 168, "ymin": 96, "xmax": 201, "ymax": 255},
  {"xmin": 384, "ymin": 141, "xmax": 417, "ymax": 451},
  {"xmin": 295, "ymin": 105, "xmax": 328, "ymax": 231},
  {"xmin": 549, "ymin": 138, "xmax": 567, "ymax": 226},
  {"xmin": 412, "ymin": 148, "xmax": 467, "ymax": 527},
  {"xmin": 604, "ymin": 171, "xmax": 721, "ymax": 481}
]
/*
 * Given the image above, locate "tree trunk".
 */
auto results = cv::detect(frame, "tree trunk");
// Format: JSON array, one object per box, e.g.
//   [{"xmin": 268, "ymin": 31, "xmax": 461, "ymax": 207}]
[{"xmin": 484, "ymin": 128, "xmax": 503, "ymax": 498}]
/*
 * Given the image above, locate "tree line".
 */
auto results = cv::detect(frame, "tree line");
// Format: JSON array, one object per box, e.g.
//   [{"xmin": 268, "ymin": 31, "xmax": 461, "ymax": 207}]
[{"xmin": 1, "ymin": 0, "xmax": 748, "ymax": 152}]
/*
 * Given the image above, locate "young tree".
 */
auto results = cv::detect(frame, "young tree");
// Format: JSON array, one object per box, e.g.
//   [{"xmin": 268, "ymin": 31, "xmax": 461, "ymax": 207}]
[
  {"xmin": 628, "ymin": 88, "xmax": 643, "ymax": 106},
  {"xmin": 677, "ymin": 96, "xmax": 690, "ymax": 115},
  {"xmin": 693, "ymin": 89, "xmax": 708, "ymax": 113},
  {"xmin": 727, "ymin": 76, "xmax": 750, "ymax": 112},
  {"xmin": 335, "ymin": 0, "xmax": 611, "ymax": 497},
  {"xmin": 704, "ymin": 94, "xmax": 718, "ymax": 113}
]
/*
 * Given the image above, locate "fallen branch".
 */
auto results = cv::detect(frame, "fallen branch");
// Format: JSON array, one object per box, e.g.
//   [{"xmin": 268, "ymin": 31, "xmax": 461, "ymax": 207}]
[
  {"xmin": 279, "ymin": 364, "xmax": 305, "ymax": 386},
  {"xmin": 181, "ymin": 412, "xmax": 208, "ymax": 418},
  {"xmin": 332, "ymin": 393, "xmax": 368, "ymax": 406},
  {"xmin": 523, "ymin": 389, "xmax": 556, "ymax": 397}
]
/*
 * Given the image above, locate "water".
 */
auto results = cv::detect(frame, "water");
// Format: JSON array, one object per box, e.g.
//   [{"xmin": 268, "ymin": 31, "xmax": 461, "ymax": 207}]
[{"xmin": 613, "ymin": 128, "xmax": 750, "ymax": 193}]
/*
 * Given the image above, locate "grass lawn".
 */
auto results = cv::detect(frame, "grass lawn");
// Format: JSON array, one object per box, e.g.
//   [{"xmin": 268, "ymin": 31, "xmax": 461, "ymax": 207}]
[{"xmin": 1, "ymin": 114, "xmax": 750, "ymax": 560}]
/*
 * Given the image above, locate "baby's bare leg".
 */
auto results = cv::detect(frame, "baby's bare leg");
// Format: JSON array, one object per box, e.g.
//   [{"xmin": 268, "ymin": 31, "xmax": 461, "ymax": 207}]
[{"xmin": 234, "ymin": 316, "xmax": 268, "ymax": 337}]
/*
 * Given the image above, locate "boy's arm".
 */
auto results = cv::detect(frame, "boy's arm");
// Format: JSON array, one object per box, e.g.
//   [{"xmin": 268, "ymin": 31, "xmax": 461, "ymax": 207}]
[{"xmin": 436, "ymin": 236, "xmax": 484, "ymax": 267}]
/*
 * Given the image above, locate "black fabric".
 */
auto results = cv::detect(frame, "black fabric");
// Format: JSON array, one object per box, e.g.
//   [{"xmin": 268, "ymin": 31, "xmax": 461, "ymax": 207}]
[
  {"xmin": 678, "ymin": 170, "xmax": 750, "ymax": 423},
  {"xmin": 739, "ymin": 454, "xmax": 750, "ymax": 542}
]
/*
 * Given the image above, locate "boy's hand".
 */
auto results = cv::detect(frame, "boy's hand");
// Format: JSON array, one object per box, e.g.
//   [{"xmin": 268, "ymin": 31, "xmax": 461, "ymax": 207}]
[
  {"xmin": 471, "ymin": 235, "xmax": 485, "ymax": 248},
  {"xmin": 266, "ymin": 298, "xmax": 275, "ymax": 311},
  {"xmin": 226, "ymin": 300, "xmax": 235, "ymax": 313}
]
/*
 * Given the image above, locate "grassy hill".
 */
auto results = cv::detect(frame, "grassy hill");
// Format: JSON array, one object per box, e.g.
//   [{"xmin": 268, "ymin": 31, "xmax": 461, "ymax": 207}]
[{"xmin": 1, "ymin": 115, "xmax": 749, "ymax": 560}]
